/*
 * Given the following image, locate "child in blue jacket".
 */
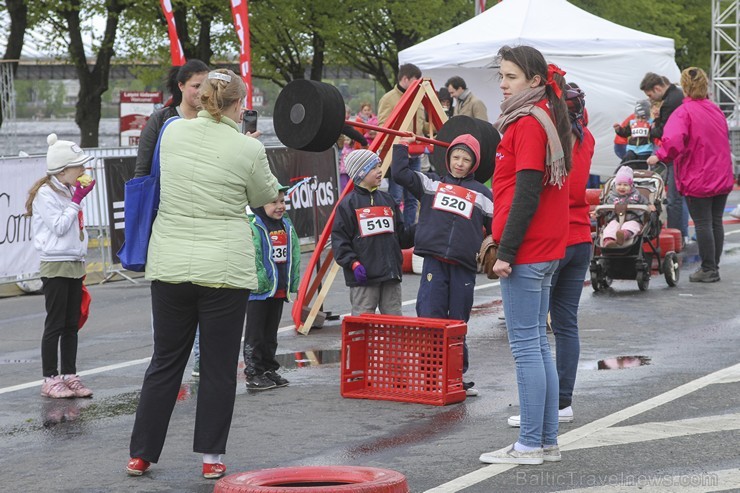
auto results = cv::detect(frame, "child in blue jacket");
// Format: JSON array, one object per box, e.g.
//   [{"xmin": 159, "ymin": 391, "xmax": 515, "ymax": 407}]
[
  {"xmin": 392, "ymin": 134, "xmax": 493, "ymax": 396},
  {"xmin": 243, "ymin": 185, "xmax": 301, "ymax": 391}
]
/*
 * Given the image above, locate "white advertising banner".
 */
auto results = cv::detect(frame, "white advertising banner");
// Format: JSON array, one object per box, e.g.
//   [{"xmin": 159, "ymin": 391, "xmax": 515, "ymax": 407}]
[{"xmin": 0, "ymin": 156, "xmax": 46, "ymax": 278}]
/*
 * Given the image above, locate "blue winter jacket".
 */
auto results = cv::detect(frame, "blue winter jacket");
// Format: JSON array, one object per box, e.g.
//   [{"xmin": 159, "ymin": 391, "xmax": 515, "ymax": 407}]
[{"xmin": 391, "ymin": 134, "xmax": 493, "ymax": 272}]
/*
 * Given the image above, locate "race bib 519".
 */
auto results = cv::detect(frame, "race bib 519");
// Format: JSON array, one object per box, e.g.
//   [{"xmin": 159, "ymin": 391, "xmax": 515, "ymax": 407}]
[{"xmin": 355, "ymin": 206, "xmax": 395, "ymax": 237}]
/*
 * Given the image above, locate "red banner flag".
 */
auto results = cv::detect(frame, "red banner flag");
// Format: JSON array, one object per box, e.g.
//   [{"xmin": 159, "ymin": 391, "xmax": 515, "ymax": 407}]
[
  {"xmin": 160, "ymin": 0, "xmax": 186, "ymax": 66},
  {"xmin": 230, "ymin": 0, "xmax": 253, "ymax": 109}
]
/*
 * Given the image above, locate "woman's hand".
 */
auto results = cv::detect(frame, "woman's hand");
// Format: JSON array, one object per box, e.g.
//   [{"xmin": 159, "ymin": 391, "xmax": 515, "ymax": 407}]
[
  {"xmin": 646, "ymin": 155, "xmax": 659, "ymax": 167},
  {"xmin": 246, "ymin": 130, "xmax": 263, "ymax": 139},
  {"xmin": 493, "ymin": 259, "xmax": 512, "ymax": 278}
]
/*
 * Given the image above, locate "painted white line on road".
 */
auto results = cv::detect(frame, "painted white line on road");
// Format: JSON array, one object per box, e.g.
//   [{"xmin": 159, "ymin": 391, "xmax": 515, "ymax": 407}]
[
  {"xmin": 564, "ymin": 413, "xmax": 740, "ymax": 451},
  {"xmin": 558, "ymin": 467, "xmax": 740, "ymax": 492},
  {"xmin": 277, "ymin": 280, "xmax": 501, "ymax": 335},
  {"xmin": 0, "ymin": 282, "xmax": 503, "ymax": 394},
  {"xmin": 423, "ymin": 362, "xmax": 740, "ymax": 493},
  {"xmin": 0, "ymin": 357, "xmax": 152, "ymax": 395}
]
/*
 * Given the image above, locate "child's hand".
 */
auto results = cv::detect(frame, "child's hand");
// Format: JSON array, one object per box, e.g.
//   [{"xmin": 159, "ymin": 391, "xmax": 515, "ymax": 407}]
[
  {"xmin": 613, "ymin": 123, "xmax": 620, "ymax": 129},
  {"xmin": 649, "ymin": 204, "xmax": 656, "ymax": 212}
]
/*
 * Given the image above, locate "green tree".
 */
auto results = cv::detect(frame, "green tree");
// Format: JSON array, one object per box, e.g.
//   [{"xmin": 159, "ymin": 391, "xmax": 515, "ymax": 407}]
[{"xmin": 326, "ymin": 0, "xmax": 471, "ymax": 92}]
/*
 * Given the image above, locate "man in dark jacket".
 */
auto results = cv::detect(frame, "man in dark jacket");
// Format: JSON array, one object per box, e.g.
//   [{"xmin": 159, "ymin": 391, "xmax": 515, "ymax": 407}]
[{"xmin": 640, "ymin": 72, "xmax": 689, "ymax": 243}]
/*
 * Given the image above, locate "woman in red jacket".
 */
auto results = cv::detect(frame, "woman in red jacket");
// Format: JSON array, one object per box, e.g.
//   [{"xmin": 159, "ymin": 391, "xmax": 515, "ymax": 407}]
[
  {"xmin": 507, "ymin": 82, "xmax": 594, "ymax": 430},
  {"xmin": 479, "ymin": 45, "xmax": 572, "ymax": 466}
]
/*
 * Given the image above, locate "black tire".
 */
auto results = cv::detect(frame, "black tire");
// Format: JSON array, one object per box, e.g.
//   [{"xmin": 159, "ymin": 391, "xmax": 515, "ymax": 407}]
[
  {"xmin": 590, "ymin": 269, "xmax": 602, "ymax": 292},
  {"xmin": 274, "ymin": 80, "xmax": 346, "ymax": 152},
  {"xmin": 637, "ymin": 270, "xmax": 650, "ymax": 291},
  {"xmin": 663, "ymin": 252, "xmax": 679, "ymax": 287}
]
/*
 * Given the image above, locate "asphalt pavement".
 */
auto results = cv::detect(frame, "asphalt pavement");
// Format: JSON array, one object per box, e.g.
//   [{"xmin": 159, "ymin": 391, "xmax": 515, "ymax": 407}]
[{"xmin": 1, "ymin": 202, "xmax": 740, "ymax": 493}]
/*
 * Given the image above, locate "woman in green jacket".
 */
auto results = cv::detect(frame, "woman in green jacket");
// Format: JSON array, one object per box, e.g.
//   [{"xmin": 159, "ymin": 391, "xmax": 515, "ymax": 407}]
[{"xmin": 127, "ymin": 69, "xmax": 280, "ymax": 480}]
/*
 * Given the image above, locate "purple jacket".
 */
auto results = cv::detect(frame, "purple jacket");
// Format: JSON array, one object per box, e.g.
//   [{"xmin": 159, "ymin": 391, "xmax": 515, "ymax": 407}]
[{"xmin": 655, "ymin": 97, "xmax": 734, "ymax": 198}]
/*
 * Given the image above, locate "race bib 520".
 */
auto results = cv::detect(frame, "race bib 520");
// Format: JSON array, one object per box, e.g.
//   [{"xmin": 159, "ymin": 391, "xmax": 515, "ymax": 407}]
[{"xmin": 432, "ymin": 183, "xmax": 477, "ymax": 219}]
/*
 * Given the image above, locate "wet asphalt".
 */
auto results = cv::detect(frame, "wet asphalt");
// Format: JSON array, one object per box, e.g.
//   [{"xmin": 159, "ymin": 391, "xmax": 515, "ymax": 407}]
[{"xmin": 1, "ymin": 202, "xmax": 740, "ymax": 492}]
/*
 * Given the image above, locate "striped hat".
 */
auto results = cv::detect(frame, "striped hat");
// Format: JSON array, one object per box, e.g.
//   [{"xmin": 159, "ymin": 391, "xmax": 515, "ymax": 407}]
[
  {"xmin": 344, "ymin": 149, "xmax": 381, "ymax": 184},
  {"xmin": 46, "ymin": 133, "xmax": 93, "ymax": 174}
]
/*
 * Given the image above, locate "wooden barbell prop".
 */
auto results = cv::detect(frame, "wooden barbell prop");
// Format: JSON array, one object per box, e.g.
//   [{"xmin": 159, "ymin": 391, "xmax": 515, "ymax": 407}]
[{"xmin": 273, "ymin": 79, "xmax": 500, "ymax": 183}]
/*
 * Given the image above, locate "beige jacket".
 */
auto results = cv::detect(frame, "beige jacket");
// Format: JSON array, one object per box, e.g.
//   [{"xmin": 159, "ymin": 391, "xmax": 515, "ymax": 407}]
[{"xmin": 453, "ymin": 91, "xmax": 489, "ymax": 121}]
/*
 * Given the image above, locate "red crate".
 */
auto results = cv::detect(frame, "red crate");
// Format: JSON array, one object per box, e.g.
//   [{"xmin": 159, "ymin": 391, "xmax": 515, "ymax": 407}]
[{"xmin": 341, "ymin": 314, "xmax": 467, "ymax": 406}]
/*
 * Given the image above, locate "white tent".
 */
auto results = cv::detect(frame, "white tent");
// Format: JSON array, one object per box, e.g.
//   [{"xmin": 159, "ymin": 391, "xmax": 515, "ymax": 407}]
[{"xmin": 398, "ymin": 0, "xmax": 681, "ymax": 177}]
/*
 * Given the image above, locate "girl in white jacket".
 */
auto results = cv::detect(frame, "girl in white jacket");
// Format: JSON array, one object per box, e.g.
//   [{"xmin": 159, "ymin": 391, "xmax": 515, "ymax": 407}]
[{"xmin": 25, "ymin": 134, "xmax": 96, "ymax": 399}]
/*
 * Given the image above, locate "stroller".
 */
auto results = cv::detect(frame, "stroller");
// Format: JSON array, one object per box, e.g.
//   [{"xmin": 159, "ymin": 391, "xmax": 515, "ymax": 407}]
[{"xmin": 589, "ymin": 160, "xmax": 680, "ymax": 291}]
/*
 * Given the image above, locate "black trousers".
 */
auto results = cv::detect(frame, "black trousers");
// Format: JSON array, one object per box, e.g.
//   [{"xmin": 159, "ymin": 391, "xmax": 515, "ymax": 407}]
[
  {"xmin": 242, "ymin": 298, "xmax": 284, "ymax": 377},
  {"xmin": 686, "ymin": 194, "xmax": 728, "ymax": 272},
  {"xmin": 41, "ymin": 276, "xmax": 82, "ymax": 377},
  {"xmin": 129, "ymin": 281, "xmax": 248, "ymax": 462}
]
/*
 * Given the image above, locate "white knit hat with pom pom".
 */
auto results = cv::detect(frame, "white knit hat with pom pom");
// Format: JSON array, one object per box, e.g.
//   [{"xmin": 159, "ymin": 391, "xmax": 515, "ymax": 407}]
[{"xmin": 46, "ymin": 133, "xmax": 93, "ymax": 175}]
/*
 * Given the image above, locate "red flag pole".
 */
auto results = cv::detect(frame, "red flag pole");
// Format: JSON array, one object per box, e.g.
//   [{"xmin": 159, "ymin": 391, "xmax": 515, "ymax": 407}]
[
  {"xmin": 230, "ymin": 0, "xmax": 253, "ymax": 109},
  {"xmin": 160, "ymin": 0, "xmax": 186, "ymax": 66}
]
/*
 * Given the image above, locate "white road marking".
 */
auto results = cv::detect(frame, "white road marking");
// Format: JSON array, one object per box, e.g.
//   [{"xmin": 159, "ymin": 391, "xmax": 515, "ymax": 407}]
[
  {"xmin": 424, "ymin": 362, "xmax": 740, "ymax": 493},
  {"xmin": 563, "ymin": 413, "xmax": 740, "ymax": 451},
  {"xmin": 0, "ymin": 357, "xmax": 152, "ymax": 395},
  {"xmin": 0, "ymin": 282, "xmax": 503, "ymax": 394}
]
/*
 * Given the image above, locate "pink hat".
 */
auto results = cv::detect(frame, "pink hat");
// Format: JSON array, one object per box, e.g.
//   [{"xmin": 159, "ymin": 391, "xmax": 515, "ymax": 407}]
[{"xmin": 615, "ymin": 166, "xmax": 633, "ymax": 185}]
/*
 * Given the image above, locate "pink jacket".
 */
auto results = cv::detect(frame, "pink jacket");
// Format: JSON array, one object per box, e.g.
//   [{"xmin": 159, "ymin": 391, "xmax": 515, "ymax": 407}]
[{"xmin": 655, "ymin": 97, "xmax": 734, "ymax": 198}]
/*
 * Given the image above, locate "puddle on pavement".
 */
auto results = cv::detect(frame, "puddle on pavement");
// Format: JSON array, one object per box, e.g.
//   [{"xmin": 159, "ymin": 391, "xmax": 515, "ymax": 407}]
[
  {"xmin": 596, "ymin": 355, "xmax": 651, "ymax": 370},
  {"xmin": 7, "ymin": 353, "xmax": 340, "ymax": 435},
  {"xmin": 275, "ymin": 349, "xmax": 341, "ymax": 369}
]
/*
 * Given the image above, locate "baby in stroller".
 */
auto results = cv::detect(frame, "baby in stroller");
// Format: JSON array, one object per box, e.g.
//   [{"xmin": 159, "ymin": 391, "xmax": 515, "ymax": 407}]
[{"xmin": 601, "ymin": 166, "xmax": 654, "ymax": 247}]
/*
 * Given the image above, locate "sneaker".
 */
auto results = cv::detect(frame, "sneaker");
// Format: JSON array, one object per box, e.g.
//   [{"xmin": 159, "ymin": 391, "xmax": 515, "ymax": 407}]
[
  {"xmin": 463, "ymin": 381, "xmax": 479, "ymax": 397},
  {"xmin": 63, "ymin": 375, "xmax": 93, "ymax": 398},
  {"xmin": 730, "ymin": 204, "xmax": 740, "ymax": 219},
  {"xmin": 191, "ymin": 359, "xmax": 200, "ymax": 377},
  {"xmin": 203, "ymin": 462, "xmax": 226, "ymax": 479},
  {"xmin": 507, "ymin": 407, "xmax": 574, "ymax": 427},
  {"xmin": 41, "ymin": 376, "xmax": 75, "ymax": 399},
  {"xmin": 245, "ymin": 373, "xmax": 277, "ymax": 391},
  {"xmin": 479, "ymin": 444, "xmax": 544, "ymax": 465},
  {"xmin": 126, "ymin": 457, "xmax": 151, "ymax": 476},
  {"xmin": 264, "ymin": 370, "xmax": 289, "ymax": 387},
  {"xmin": 689, "ymin": 269, "xmax": 720, "ymax": 283},
  {"xmin": 558, "ymin": 406, "xmax": 574, "ymax": 422},
  {"xmin": 543, "ymin": 445, "xmax": 562, "ymax": 462}
]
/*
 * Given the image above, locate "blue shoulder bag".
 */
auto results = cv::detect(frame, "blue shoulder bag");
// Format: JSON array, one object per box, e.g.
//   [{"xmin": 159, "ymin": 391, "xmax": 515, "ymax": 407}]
[{"xmin": 117, "ymin": 116, "xmax": 179, "ymax": 271}]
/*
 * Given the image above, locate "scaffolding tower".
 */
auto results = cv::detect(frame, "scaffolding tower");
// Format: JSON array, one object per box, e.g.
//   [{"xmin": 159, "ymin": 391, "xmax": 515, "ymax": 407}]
[
  {"xmin": 0, "ymin": 60, "xmax": 18, "ymax": 157},
  {"xmin": 712, "ymin": 0, "xmax": 740, "ymax": 120}
]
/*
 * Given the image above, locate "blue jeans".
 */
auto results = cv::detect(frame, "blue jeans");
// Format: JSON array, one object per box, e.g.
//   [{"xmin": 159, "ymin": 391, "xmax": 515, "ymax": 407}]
[
  {"xmin": 501, "ymin": 260, "xmax": 559, "ymax": 448},
  {"xmin": 388, "ymin": 155, "xmax": 420, "ymax": 225},
  {"xmin": 665, "ymin": 163, "xmax": 689, "ymax": 238},
  {"xmin": 550, "ymin": 242, "xmax": 591, "ymax": 409}
]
